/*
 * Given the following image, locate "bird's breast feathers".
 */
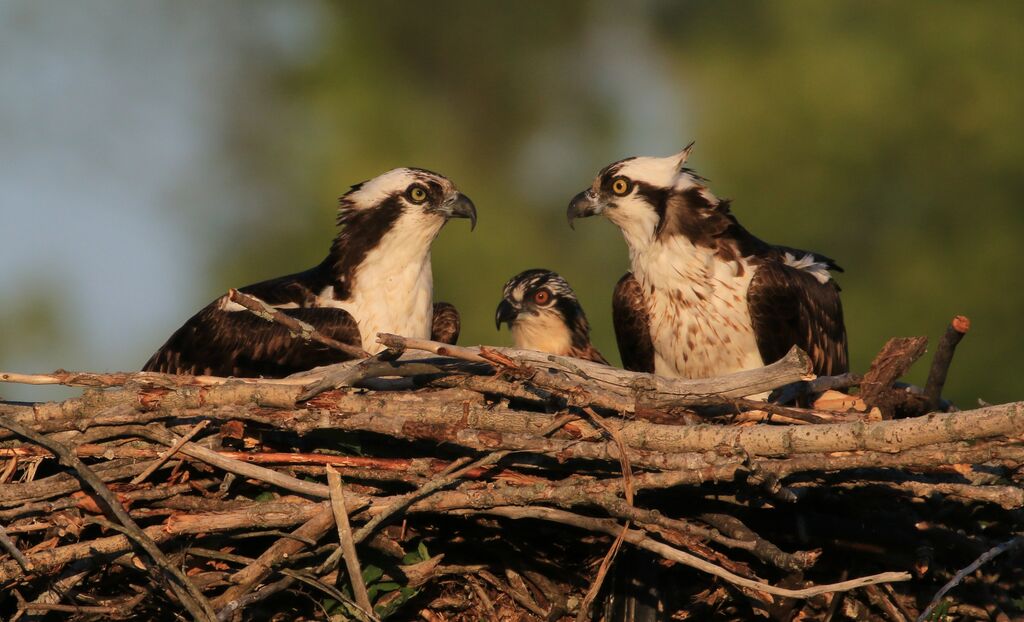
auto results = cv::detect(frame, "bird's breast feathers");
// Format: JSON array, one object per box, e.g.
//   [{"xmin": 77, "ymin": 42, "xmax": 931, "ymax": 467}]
[
  {"xmin": 316, "ymin": 251, "xmax": 435, "ymax": 353},
  {"xmin": 636, "ymin": 237, "xmax": 763, "ymax": 379}
]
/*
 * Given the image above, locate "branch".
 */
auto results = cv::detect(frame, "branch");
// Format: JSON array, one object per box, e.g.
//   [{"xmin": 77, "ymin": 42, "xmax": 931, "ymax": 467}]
[
  {"xmin": 916, "ymin": 536, "xmax": 1024, "ymax": 622},
  {"xmin": 473, "ymin": 506, "xmax": 911, "ymax": 599},
  {"xmin": 924, "ymin": 315, "xmax": 970, "ymax": 411},
  {"xmin": 326, "ymin": 466, "xmax": 374, "ymax": 617},
  {"xmin": 0, "ymin": 414, "xmax": 218, "ymax": 622},
  {"xmin": 228, "ymin": 288, "xmax": 369, "ymax": 359},
  {"xmin": 378, "ymin": 333, "xmax": 813, "ymax": 405}
]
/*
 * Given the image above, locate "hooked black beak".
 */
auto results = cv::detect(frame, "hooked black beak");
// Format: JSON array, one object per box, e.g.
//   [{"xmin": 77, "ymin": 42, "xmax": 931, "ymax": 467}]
[
  {"xmin": 444, "ymin": 193, "xmax": 477, "ymax": 231},
  {"xmin": 567, "ymin": 190, "xmax": 602, "ymax": 230},
  {"xmin": 495, "ymin": 298, "xmax": 517, "ymax": 330}
]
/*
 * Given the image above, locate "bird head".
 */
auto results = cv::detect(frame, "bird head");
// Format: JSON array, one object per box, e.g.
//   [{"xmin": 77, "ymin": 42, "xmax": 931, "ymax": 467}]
[
  {"xmin": 495, "ymin": 269, "xmax": 592, "ymax": 355},
  {"xmin": 338, "ymin": 167, "xmax": 476, "ymax": 233},
  {"xmin": 329, "ymin": 167, "xmax": 476, "ymax": 299},
  {"xmin": 567, "ymin": 144, "xmax": 730, "ymax": 251}
]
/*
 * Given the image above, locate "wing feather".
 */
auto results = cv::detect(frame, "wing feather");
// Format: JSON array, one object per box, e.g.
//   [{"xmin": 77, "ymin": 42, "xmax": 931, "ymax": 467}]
[
  {"xmin": 612, "ymin": 272, "xmax": 655, "ymax": 373},
  {"xmin": 747, "ymin": 262, "xmax": 848, "ymax": 376},
  {"xmin": 431, "ymin": 302, "xmax": 461, "ymax": 345},
  {"xmin": 143, "ymin": 303, "xmax": 361, "ymax": 377}
]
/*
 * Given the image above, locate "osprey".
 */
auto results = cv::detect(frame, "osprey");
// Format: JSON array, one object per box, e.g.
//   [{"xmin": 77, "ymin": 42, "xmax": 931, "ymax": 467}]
[
  {"xmin": 567, "ymin": 145, "xmax": 847, "ymax": 380},
  {"xmin": 495, "ymin": 269, "xmax": 608, "ymax": 364},
  {"xmin": 144, "ymin": 167, "xmax": 476, "ymax": 377}
]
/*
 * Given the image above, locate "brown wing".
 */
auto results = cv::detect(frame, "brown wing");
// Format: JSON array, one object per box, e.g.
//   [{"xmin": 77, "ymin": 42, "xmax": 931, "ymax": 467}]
[
  {"xmin": 431, "ymin": 302, "xmax": 461, "ymax": 345},
  {"xmin": 143, "ymin": 304, "xmax": 362, "ymax": 378},
  {"xmin": 612, "ymin": 272, "xmax": 655, "ymax": 373},
  {"xmin": 747, "ymin": 262, "xmax": 848, "ymax": 376}
]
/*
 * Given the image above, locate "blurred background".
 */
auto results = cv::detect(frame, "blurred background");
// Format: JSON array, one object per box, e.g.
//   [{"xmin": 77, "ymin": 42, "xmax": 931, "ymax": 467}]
[{"xmin": 1, "ymin": 1, "xmax": 1021, "ymax": 406}]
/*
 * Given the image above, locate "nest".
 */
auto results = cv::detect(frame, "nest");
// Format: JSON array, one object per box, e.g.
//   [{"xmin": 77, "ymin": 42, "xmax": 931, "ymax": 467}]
[{"xmin": 1, "ymin": 316, "xmax": 1022, "ymax": 621}]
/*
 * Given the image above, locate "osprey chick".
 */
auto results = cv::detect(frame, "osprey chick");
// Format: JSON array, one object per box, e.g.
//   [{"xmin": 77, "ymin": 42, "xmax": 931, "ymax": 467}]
[
  {"xmin": 145, "ymin": 167, "xmax": 476, "ymax": 377},
  {"xmin": 495, "ymin": 269, "xmax": 608, "ymax": 364},
  {"xmin": 568, "ymin": 145, "xmax": 847, "ymax": 379}
]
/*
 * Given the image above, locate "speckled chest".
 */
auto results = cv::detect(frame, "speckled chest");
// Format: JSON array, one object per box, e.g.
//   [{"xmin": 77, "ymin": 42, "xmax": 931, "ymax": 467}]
[{"xmin": 634, "ymin": 240, "xmax": 765, "ymax": 379}]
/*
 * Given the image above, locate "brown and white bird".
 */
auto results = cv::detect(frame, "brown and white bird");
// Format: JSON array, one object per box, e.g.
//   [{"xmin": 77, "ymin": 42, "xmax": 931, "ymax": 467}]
[
  {"xmin": 568, "ymin": 144, "xmax": 848, "ymax": 380},
  {"xmin": 144, "ymin": 167, "xmax": 476, "ymax": 377},
  {"xmin": 495, "ymin": 269, "xmax": 608, "ymax": 364}
]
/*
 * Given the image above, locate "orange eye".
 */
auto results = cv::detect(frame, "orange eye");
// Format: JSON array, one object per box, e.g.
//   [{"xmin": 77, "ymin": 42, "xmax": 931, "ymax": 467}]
[
  {"xmin": 611, "ymin": 177, "xmax": 631, "ymax": 196},
  {"xmin": 533, "ymin": 289, "xmax": 551, "ymax": 305}
]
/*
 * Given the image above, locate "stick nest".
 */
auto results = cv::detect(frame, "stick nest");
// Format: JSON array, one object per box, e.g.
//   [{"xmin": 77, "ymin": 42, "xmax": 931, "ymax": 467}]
[{"xmin": 1, "ymin": 324, "xmax": 1022, "ymax": 621}]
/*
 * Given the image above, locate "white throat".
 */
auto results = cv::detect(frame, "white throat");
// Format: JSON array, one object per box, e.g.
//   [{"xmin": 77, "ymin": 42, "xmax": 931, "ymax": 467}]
[{"xmin": 322, "ymin": 216, "xmax": 444, "ymax": 353}]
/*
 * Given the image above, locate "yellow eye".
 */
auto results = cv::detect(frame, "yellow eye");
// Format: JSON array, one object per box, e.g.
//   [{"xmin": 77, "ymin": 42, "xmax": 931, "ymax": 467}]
[
  {"xmin": 409, "ymin": 186, "xmax": 427, "ymax": 203},
  {"xmin": 611, "ymin": 177, "xmax": 631, "ymax": 196}
]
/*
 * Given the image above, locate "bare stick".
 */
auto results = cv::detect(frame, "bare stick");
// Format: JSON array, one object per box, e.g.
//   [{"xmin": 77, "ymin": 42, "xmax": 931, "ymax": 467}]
[
  {"xmin": 916, "ymin": 535, "xmax": 1024, "ymax": 622},
  {"xmin": 377, "ymin": 333, "xmax": 813, "ymax": 405},
  {"xmin": 213, "ymin": 504, "xmax": 336, "ymax": 612},
  {"xmin": 924, "ymin": 315, "xmax": 970, "ymax": 411},
  {"xmin": 0, "ymin": 415, "xmax": 218, "ymax": 622},
  {"xmin": 140, "ymin": 424, "xmax": 332, "ymax": 499},
  {"xmin": 130, "ymin": 419, "xmax": 209, "ymax": 484},
  {"xmin": 0, "ymin": 522, "xmax": 31, "ymax": 572},
  {"xmin": 228, "ymin": 288, "xmax": 369, "ymax": 359},
  {"xmin": 0, "ymin": 369, "xmax": 319, "ymax": 389},
  {"xmin": 478, "ymin": 506, "xmax": 911, "ymax": 599},
  {"xmin": 376, "ymin": 333, "xmax": 491, "ymax": 364},
  {"xmin": 326, "ymin": 466, "xmax": 374, "ymax": 617}
]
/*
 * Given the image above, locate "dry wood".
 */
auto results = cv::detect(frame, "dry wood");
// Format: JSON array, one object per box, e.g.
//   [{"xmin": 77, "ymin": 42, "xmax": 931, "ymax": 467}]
[
  {"xmin": 475, "ymin": 506, "xmax": 911, "ymax": 598},
  {"xmin": 228, "ymin": 288, "xmax": 369, "ymax": 359},
  {"xmin": 326, "ymin": 466, "xmax": 374, "ymax": 617},
  {"xmin": 378, "ymin": 333, "xmax": 814, "ymax": 406},
  {"xmin": 0, "ymin": 414, "xmax": 218, "ymax": 622},
  {"xmin": 130, "ymin": 419, "xmax": 209, "ymax": 484},
  {"xmin": 916, "ymin": 536, "xmax": 1024, "ymax": 622},
  {"xmin": 1, "ymin": 328, "xmax": 1021, "ymax": 621},
  {"xmin": 924, "ymin": 315, "xmax": 970, "ymax": 411}
]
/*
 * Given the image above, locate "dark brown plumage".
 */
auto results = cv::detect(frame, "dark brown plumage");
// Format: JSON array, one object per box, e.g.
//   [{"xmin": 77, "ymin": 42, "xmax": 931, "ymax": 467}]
[
  {"xmin": 611, "ymin": 273, "xmax": 655, "ymax": 374},
  {"xmin": 747, "ymin": 262, "xmax": 848, "ymax": 376},
  {"xmin": 143, "ymin": 278, "xmax": 462, "ymax": 377},
  {"xmin": 144, "ymin": 167, "xmax": 474, "ymax": 378},
  {"xmin": 571, "ymin": 146, "xmax": 848, "ymax": 380}
]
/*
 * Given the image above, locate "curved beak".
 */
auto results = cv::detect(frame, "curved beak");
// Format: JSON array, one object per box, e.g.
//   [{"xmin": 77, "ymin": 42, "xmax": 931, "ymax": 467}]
[
  {"xmin": 495, "ymin": 298, "xmax": 517, "ymax": 330},
  {"xmin": 443, "ymin": 193, "xmax": 477, "ymax": 231},
  {"xmin": 567, "ymin": 189, "xmax": 602, "ymax": 229}
]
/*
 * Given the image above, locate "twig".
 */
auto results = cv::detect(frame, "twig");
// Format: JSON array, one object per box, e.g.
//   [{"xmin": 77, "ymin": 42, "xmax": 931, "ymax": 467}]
[
  {"xmin": 326, "ymin": 466, "xmax": 374, "ymax": 617},
  {"xmin": 0, "ymin": 414, "xmax": 217, "ymax": 622},
  {"xmin": 924, "ymin": 315, "xmax": 970, "ymax": 412},
  {"xmin": 298, "ymin": 353, "xmax": 447, "ymax": 401},
  {"xmin": 130, "ymin": 419, "xmax": 209, "ymax": 484},
  {"xmin": 478, "ymin": 506, "xmax": 911, "ymax": 599},
  {"xmin": 228, "ymin": 288, "xmax": 369, "ymax": 359},
  {"xmin": 576, "ymin": 406, "xmax": 634, "ymax": 622},
  {"xmin": 0, "ymin": 522, "xmax": 31, "ymax": 572},
  {"xmin": 213, "ymin": 504, "xmax": 336, "ymax": 612},
  {"xmin": 376, "ymin": 333, "xmax": 491, "ymax": 364},
  {"xmin": 140, "ymin": 424, "xmax": 332, "ymax": 499},
  {"xmin": 378, "ymin": 333, "xmax": 813, "ymax": 406},
  {"xmin": 916, "ymin": 535, "xmax": 1024, "ymax": 622}
]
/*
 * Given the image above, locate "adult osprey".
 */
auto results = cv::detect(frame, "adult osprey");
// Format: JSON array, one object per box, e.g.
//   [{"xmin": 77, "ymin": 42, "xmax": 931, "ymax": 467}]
[
  {"xmin": 567, "ymin": 145, "xmax": 847, "ymax": 380},
  {"xmin": 144, "ymin": 167, "xmax": 475, "ymax": 377},
  {"xmin": 495, "ymin": 269, "xmax": 608, "ymax": 364}
]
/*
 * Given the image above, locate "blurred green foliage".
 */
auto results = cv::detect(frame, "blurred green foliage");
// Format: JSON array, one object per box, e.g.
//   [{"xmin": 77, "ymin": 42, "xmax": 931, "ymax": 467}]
[{"xmin": 207, "ymin": 1, "xmax": 1023, "ymax": 406}]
